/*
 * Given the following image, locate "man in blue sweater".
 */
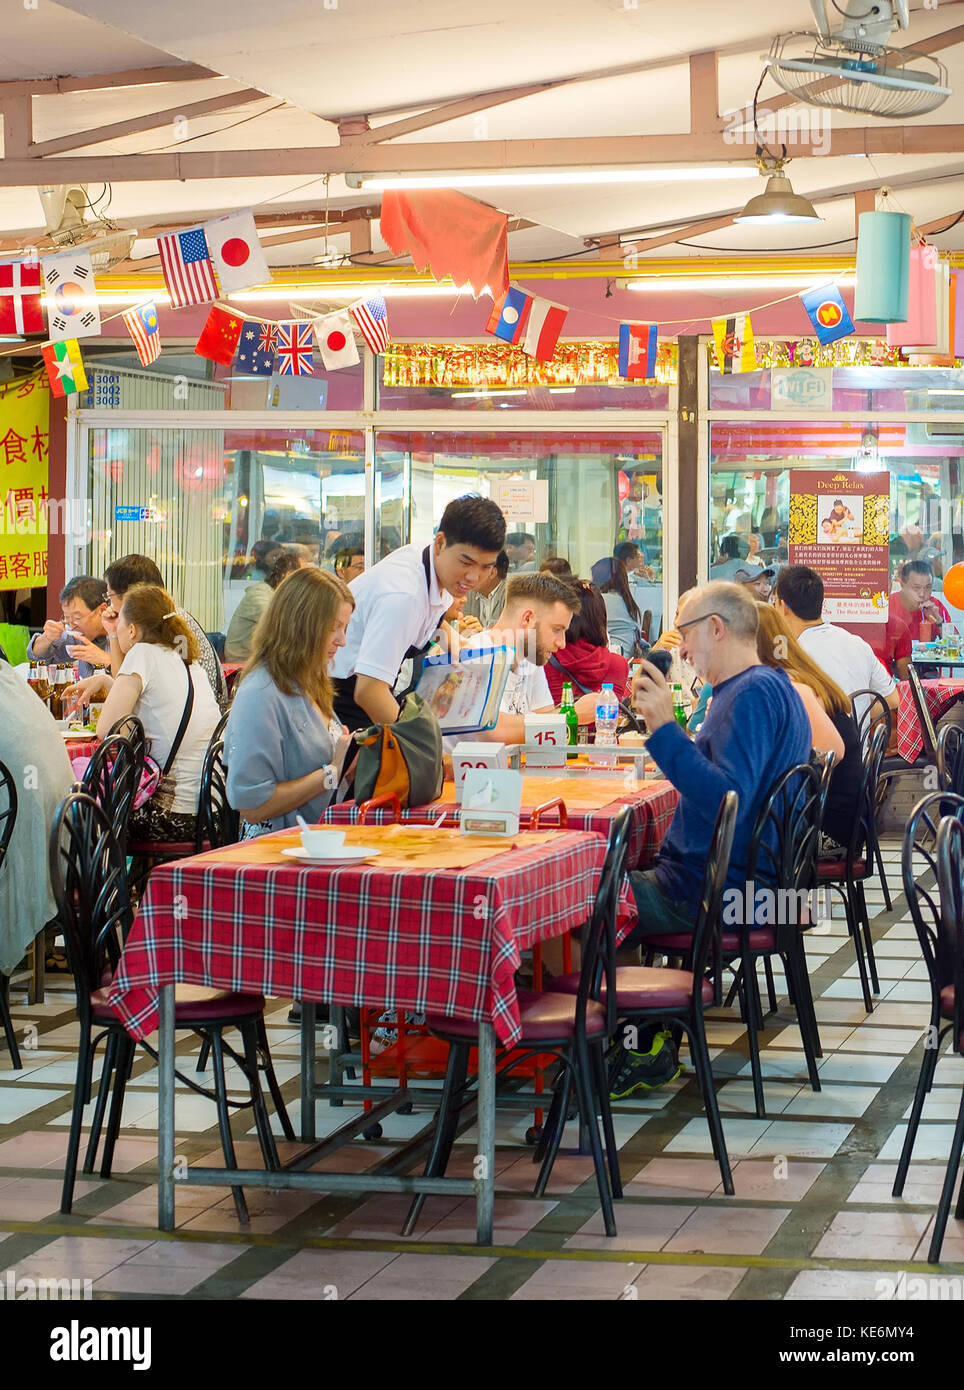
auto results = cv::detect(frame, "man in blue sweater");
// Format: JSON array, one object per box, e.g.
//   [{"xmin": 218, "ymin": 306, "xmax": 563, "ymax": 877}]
[{"xmin": 611, "ymin": 580, "xmax": 811, "ymax": 1095}]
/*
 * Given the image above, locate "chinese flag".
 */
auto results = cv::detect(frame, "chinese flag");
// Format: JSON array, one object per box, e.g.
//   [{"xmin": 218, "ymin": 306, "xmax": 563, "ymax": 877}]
[{"xmin": 195, "ymin": 305, "xmax": 245, "ymax": 364}]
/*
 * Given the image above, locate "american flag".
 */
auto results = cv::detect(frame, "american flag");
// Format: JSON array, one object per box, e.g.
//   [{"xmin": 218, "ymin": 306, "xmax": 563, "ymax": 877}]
[
  {"xmin": 157, "ymin": 226, "xmax": 218, "ymax": 309},
  {"xmin": 351, "ymin": 293, "xmax": 390, "ymax": 354},
  {"xmin": 275, "ymin": 321, "xmax": 314, "ymax": 375},
  {"xmin": 121, "ymin": 301, "xmax": 161, "ymax": 366}
]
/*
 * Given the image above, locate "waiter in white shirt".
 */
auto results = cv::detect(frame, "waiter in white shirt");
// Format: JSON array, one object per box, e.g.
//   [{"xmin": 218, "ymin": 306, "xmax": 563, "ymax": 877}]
[{"xmin": 332, "ymin": 496, "xmax": 507, "ymax": 730}]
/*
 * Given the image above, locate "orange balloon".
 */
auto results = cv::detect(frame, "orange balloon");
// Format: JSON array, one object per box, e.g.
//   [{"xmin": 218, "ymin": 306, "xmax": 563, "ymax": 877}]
[{"xmin": 942, "ymin": 562, "xmax": 964, "ymax": 610}]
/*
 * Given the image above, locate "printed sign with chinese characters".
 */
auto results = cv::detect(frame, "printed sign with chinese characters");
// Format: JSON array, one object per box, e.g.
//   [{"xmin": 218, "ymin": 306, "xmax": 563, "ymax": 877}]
[
  {"xmin": 0, "ymin": 369, "xmax": 52, "ymax": 590},
  {"xmin": 493, "ymin": 479, "xmax": 549, "ymax": 523},
  {"xmin": 787, "ymin": 469, "xmax": 891, "ymax": 621}
]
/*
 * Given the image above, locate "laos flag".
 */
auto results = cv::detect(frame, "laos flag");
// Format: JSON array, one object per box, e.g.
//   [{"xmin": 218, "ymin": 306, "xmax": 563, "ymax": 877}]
[
  {"xmin": 800, "ymin": 284, "xmax": 854, "ymax": 345},
  {"xmin": 485, "ymin": 287, "xmax": 532, "ymax": 344}
]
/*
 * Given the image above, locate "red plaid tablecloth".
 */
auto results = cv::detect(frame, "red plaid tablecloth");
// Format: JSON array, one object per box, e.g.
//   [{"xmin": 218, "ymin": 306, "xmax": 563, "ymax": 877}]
[
  {"xmin": 896, "ymin": 679, "xmax": 964, "ymax": 762},
  {"xmin": 108, "ymin": 829, "xmax": 636, "ymax": 1048},
  {"xmin": 325, "ymin": 778, "xmax": 679, "ymax": 872}
]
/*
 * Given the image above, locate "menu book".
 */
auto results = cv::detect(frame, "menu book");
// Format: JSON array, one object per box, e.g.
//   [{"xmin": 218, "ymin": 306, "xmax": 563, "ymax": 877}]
[{"xmin": 416, "ymin": 644, "xmax": 512, "ymax": 734}]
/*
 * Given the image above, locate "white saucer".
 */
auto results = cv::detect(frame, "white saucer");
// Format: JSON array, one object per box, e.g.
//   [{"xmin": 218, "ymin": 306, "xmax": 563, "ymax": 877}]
[{"xmin": 281, "ymin": 845, "xmax": 381, "ymax": 865}]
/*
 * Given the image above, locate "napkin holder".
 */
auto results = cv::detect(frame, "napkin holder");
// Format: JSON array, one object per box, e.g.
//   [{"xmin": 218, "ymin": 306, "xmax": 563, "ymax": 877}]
[
  {"xmin": 460, "ymin": 770, "xmax": 522, "ymax": 836},
  {"xmin": 451, "ymin": 742, "xmax": 507, "ymax": 805},
  {"xmin": 524, "ymin": 714, "xmax": 568, "ymax": 770}
]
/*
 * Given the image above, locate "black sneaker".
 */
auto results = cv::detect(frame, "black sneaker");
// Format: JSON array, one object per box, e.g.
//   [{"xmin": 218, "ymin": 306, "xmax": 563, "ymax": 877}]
[{"xmin": 608, "ymin": 1030, "xmax": 683, "ymax": 1099}]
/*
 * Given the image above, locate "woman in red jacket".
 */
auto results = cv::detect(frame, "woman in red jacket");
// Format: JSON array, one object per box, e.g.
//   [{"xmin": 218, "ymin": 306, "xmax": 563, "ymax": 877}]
[{"xmin": 545, "ymin": 580, "xmax": 629, "ymax": 703}]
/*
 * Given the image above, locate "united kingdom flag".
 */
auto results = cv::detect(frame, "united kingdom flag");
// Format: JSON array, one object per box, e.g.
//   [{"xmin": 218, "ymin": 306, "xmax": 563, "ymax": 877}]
[{"xmin": 275, "ymin": 321, "xmax": 314, "ymax": 375}]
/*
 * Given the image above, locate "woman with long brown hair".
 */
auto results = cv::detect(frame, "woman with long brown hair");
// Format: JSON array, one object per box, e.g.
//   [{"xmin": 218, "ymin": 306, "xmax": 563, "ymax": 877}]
[
  {"xmin": 72, "ymin": 583, "xmax": 222, "ymax": 843},
  {"xmin": 225, "ymin": 566, "xmax": 355, "ymax": 835},
  {"xmin": 755, "ymin": 602, "xmax": 862, "ymax": 849},
  {"xmin": 597, "ymin": 553, "xmax": 644, "ymax": 655}
]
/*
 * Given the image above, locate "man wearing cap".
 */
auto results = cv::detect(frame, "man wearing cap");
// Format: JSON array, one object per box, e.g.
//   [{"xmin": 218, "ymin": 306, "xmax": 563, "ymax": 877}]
[{"xmin": 732, "ymin": 562, "xmax": 776, "ymax": 603}]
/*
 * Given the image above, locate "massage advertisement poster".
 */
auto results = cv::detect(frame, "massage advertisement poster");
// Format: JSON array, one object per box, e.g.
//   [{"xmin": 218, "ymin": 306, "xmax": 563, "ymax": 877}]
[{"xmin": 787, "ymin": 469, "xmax": 891, "ymax": 621}]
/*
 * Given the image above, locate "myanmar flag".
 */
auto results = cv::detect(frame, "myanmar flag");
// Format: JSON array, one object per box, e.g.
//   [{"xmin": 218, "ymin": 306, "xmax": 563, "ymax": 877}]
[
  {"xmin": 712, "ymin": 314, "xmax": 757, "ymax": 374},
  {"xmin": 42, "ymin": 338, "xmax": 87, "ymax": 397}
]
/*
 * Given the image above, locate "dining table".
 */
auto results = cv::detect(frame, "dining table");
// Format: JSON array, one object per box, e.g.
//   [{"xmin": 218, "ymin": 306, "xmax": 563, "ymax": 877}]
[
  {"xmin": 325, "ymin": 766, "xmax": 679, "ymax": 873},
  {"xmin": 895, "ymin": 677, "xmax": 964, "ymax": 762},
  {"xmin": 108, "ymin": 821, "xmax": 636, "ymax": 1244}
]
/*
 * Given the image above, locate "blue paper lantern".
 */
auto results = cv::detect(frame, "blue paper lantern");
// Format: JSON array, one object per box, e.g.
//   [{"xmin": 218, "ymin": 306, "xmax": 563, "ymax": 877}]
[{"xmin": 854, "ymin": 211, "xmax": 911, "ymax": 323}]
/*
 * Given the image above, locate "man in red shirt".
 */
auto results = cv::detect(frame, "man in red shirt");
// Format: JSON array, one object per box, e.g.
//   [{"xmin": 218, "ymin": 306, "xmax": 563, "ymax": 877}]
[
  {"xmin": 840, "ymin": 606, "xmax": 913, "ymax": 679},
  {"xmin": 889, "ymin": 560, "xmax": 951, "ymax": 642}
]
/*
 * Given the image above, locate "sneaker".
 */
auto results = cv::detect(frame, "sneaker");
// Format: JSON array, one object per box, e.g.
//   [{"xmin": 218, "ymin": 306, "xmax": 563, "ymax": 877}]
[{"xmin": 608, "ymin": 1029, "xmax": 683, "ymax": 1099}]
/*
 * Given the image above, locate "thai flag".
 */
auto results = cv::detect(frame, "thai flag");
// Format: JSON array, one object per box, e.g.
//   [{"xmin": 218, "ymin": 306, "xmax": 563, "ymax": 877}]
[
  {"xmin": 485, "ymin": 287, "xmax": 531, "ymax": 344},
  {"xmin": 618, "ymin": 323, "xmax": 658, "ymax": 380},
  {"xmin": 522, "ymin": 297, "xmax": 567, "ymax": 362}
]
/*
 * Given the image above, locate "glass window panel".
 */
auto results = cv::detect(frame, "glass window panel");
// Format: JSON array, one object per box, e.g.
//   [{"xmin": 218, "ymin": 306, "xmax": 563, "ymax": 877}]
[
  {"xmin": 709, "ymin": 420, "xmax": 964, "ymax": 603},
  {"xmin": 377, "ymin": 379, "xmax": 669, "ymax": 410},
  {"xmin": 85, "ymin": 426, "xmax": 364, "ymax": 634},
  {"xmin": 709, "ymin": 364, "xmax": 964, "ymax": 412},
  {"xmin": 78, "ymin": 349, "xmax": 363, "ymax": 410},
  {"xmin": 375, "ymin": 428, "xmax": 665, "ymax": 636}
]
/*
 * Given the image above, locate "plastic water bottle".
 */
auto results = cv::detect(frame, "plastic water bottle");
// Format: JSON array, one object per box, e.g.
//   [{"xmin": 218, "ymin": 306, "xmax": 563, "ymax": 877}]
[{"xmin": 592, "ymin": 682, "xmax": 619, "ymax": 767}]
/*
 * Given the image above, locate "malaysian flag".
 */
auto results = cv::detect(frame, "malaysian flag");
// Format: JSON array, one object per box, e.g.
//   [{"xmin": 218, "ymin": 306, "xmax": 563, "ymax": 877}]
[
  {"xmin": 351, "ymin": 293, "xmax": 390, "ymax": 354},
  {"xmin": 121, "ymin": 301, "xmax": 161, "ymax": 365},
  {"xmin": 157, "ymin": 226, "xmax": 218, "ymax": 308},
  {"xmin": 275, "ymin": 321, "xmax": 314, "ymax": 375}
]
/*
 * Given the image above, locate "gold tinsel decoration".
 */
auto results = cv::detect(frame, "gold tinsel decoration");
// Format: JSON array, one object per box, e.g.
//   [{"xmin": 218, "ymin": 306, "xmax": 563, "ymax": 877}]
[{"xmin": 382, "ymin": 340, "xmax": 678, "ymax": 389}]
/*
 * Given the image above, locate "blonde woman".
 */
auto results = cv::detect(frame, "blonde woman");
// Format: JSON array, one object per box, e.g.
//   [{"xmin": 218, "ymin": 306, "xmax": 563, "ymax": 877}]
[
  {"xmin": 68, "ymin": 583, "xmax": 221, "ymax": 843},
  {"xmin": 225, "ymin": 566, "xmax": 355, "ymax": 835},
  {"xmin": 755, "ymin": 602, "xmax": 862, "ymax": 849}
]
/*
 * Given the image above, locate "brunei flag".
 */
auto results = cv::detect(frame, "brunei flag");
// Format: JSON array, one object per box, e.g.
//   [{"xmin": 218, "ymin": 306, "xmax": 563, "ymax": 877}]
[
  {"xmin": 712, "ymin": 314, "xmax": 757, "ymax": 374},
  {"xmin": 41, "ymin": 338, "xmax": 87, "ymax": 397},
  {"xmin": 800, "ymin": 284, "xmax": 854, "ymax": 345}
]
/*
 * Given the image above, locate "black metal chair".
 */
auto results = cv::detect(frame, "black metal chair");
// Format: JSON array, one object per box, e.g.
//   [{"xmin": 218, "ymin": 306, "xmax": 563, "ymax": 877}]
[
  {"xmin": 908, "ymin": 663, "xmax": 940, "ymax": 763},
  {"xmin": 937, "ymin": 724, "xmax": 964, "ymax": 796},
  {"xmin": 106, "ymin": 714, "xmax": 147, "ymax": 764},
  {"xmin": 402, "ymin": 808, "xmax": 632, "ymax": 1238},
  {"xmin": 925, "ymin": 815, "xmax": 964, "ymax": 1263},
  {"xmin": 550, "ymin": 792, "xmax": 739, "ymax": 1193},
  {"xmin": 892, "ymin": 791, "xmax": 964, "ymax": 1223},
  {"xmin": 48, "ymin": 791, "xmax": 294, "ymax": 1219},
  {"xmin": 81, "ymin": 731, "xmax": 145, "ymax": 860},
  {"xmin": 851, "ymin": 689, "xmax": 895, "ymax": 912},
  {"xmin": 0, "ymin": 760, "xmax": 22, "ymax": 1068},
  {"xmin": 654, "ymin": 761, "xmax": 827, "ymax": 1118},
  {"xmin": 194, "ymin": 714, "xmax": 238, "ymax": 854},
  {"xmin": 817, "ymin": 716, "xmax": 890, "ymax": 1013}
]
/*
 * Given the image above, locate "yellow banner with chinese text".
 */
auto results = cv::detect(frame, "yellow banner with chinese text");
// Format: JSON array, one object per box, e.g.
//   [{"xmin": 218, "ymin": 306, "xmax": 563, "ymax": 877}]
[{"xmin": 0, "ymin": 370, "xmax": 51, "ymax": 591}]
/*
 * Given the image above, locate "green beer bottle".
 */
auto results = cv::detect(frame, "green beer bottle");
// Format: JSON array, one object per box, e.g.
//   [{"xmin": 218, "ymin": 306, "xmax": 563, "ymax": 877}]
[
  {"xmin": 672, "ymin": 682, "xmax": 688, "ymax": 730},
  {"xmin": 560, "ymin": 681, "xmax": 578, "ymax": 746}
]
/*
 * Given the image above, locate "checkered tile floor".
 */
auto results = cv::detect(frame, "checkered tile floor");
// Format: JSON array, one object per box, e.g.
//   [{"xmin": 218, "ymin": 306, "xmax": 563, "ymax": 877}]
[{"xmin": 2, "ymin": 838, "xmax": 963, "ymax": 1301}]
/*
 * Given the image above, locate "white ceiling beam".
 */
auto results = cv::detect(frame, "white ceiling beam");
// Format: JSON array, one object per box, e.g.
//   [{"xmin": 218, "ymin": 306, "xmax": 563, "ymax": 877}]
[
  {"xmin": 365, "ymin": 83, "xmax": 560, "ymax": 143},
  {"xmin": 622, "ymin": 214, "xmax": 738, "ymax": 254},
  {"xmin": 25, "ymin": 88, "xmax": 270, "ymax": 158},
  {"xmin": 0, "ymin": 96, "xmax": 32, "ymax": 158},
  {"xmin": 0, "ymin": 65, "xmax": 219, "ymax": 97},
  {"xmin": 0, "ymin": 123, "xmax": 960, "ymax": 184},
  {"xmin": 689, "ymin": 52, "xmax": 719, "ymax": 133}
]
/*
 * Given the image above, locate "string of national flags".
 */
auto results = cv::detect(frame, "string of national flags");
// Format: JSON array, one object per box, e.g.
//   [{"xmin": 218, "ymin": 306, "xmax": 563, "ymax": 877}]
[
  {"xmin": 485, "ymin": 281, "xmax": 857, "ymax": 378},
  {"xmin": 0, "ymin": 206, "xmax": 392, "ymax": 397},
  {"xmin": 0, "ymin": 194, "xmax": 862, "ymax": 397}
]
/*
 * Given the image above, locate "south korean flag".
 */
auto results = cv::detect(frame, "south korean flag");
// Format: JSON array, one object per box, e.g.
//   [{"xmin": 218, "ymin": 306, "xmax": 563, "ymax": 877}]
[{"xmin": 41, "ymin": 250, "xmax": 101, "ymax": 342}]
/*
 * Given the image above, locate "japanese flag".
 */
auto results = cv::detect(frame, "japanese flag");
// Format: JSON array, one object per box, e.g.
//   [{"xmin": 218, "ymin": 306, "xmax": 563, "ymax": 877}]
[
  {"xmin": 204, "ymin": 210, "xmax": 270, "ymax": 294},
  {"xmin": 313, "ymin": 310, "xmax": 360, "ymax": 370}
]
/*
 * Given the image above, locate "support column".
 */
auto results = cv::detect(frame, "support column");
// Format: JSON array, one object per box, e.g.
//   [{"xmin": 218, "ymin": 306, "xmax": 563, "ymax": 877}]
[{"xmin": 677, "ymin": 335, "xmax": 700, "ymax": 594}]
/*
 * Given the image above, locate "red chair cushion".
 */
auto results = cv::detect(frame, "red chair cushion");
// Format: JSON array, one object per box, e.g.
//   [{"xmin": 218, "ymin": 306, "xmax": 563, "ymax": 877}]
[
  {"xmin": 547, "ymin": 966, "xmax": 713, "ymax": 1012},
  {"xmin": 126, "ymin": 840, "xmax": 194, "ymax": 857},
  {"xmin": 817, "ymin": 858, "xmax": 867, "ymax": 880},
  {"xmin": 91, "ymin": 982, "xmax": 265, "ymax": 1024},
  {"xmin": 657, "ymin": 929, "xmax": 777, "ymax": 952},
  {"xmin": 941, "ymin": 984, "xmax": 955, "ymax": 1019},
  {"xmin": 427, "ymin": 989, "xmax": 608, "ymax": 1043}
]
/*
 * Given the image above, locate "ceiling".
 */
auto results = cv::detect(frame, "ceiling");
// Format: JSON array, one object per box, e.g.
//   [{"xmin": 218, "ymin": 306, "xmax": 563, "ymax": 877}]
[{"xmin": 1, "ymin": 0, "xmax": 964, "ymax": 280}]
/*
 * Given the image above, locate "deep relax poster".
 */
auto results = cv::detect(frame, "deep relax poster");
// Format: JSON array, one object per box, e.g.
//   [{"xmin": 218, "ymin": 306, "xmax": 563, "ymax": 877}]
[{"xmin": 787, "ymin": 469, "xmax": 891, "ymax": 622}]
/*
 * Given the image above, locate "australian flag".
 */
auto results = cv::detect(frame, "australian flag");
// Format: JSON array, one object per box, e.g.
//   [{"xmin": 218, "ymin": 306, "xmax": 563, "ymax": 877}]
[{"xmin": 234, "ymin": 320, "xmax": 276, "ymax": 375}]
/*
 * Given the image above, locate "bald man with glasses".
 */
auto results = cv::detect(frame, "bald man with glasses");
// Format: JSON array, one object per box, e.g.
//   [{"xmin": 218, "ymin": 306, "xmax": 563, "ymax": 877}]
[{"xmin": 606, "ymin": 581, "xmax": 811, "ymax": 1098}]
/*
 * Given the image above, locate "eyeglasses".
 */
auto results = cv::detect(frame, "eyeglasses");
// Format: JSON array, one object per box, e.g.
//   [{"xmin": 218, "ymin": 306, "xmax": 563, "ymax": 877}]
[{"xmin": 677, "ymin": 611, "xmax": 729, "ymax": 634}]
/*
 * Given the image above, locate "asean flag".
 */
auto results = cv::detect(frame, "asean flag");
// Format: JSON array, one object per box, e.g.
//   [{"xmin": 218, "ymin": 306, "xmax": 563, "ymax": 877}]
[
  {"xmin": 618, "ymin": 323, "xmax": 658, "ymax": 380},
  {"xmin": 521, "ymin": 297, "xmax": 567, "ymax": 362},
  {"xmin": 800, "ymin": 284, "xmax": 854, "ymax": 346},
  {"xmin": 485, "ymin": 287, "xmax": 531, "ymax": 344}
]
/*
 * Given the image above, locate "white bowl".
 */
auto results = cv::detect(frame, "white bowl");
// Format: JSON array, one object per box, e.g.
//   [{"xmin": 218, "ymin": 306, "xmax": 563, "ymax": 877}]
[{"xmin": 300, "ymin": 828, "xmax": 345, "ymax": 856}]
